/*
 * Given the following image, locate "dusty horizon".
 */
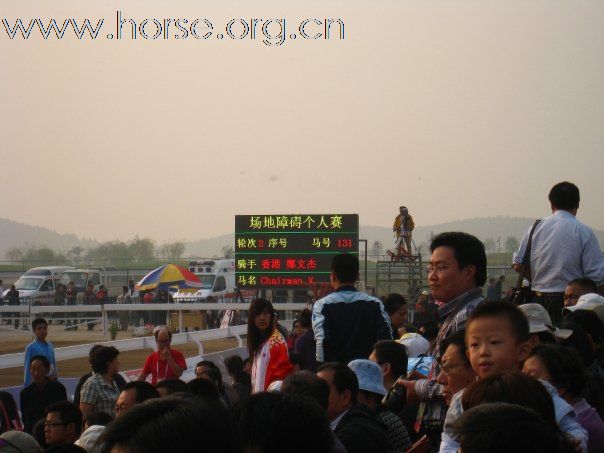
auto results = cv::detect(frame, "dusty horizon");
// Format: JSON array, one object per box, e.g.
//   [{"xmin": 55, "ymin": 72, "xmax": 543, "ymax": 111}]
[{"xmin": 2, "ymin": 0, "xmax": 603, "ymax": 242}]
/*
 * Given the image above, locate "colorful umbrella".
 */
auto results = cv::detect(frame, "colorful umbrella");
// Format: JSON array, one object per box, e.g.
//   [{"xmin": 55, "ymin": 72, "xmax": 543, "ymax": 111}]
[{"xmin": 137, "ymin": 264, "xmax": 202, "ymax": 292}]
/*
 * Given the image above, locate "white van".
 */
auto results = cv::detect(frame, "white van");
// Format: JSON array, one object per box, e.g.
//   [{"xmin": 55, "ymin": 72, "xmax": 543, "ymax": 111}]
[
  {"xmin": 173, "ymin": 259, "xmax": 236, "ymax": 302},
  {"xmin": 3, "ymin": 266, "xmax": 74, "ymax": 301},
  {"xmin": 58, "ymin": 268, "xmax": 125, "ymax": 297}
]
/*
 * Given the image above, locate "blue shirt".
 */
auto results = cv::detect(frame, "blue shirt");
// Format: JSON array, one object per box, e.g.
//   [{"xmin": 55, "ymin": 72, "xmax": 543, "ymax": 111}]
[
  {"xmin": 23, "ymin": 339, "xmax": 57, "ymax": 386},
  {"xmin": 513, "ymin": 210, "xmax": 604, "ymax": 292}
]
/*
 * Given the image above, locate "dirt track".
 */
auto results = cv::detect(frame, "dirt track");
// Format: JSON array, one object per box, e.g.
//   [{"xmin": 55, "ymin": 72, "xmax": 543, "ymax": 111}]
[{"xmin": 0, "ymin": 325, "xmax": 239, "ymax": 387}]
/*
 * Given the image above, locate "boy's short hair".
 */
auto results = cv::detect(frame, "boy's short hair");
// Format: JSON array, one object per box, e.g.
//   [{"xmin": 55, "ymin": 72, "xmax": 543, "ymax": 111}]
[
  {"xmin": 331, "ymin": 254, "xmax": 359, "ymax": 284},
  {"xmin": 466, "ymin": 301, "xmax": 530, "ymax": 343},
  {"xmin": 31, "ymin": 318, "xmax": 48, "ymax": 330},
  {"xmin": 30, "ymin": 354, "xmax": 50, "ymax": 368}
]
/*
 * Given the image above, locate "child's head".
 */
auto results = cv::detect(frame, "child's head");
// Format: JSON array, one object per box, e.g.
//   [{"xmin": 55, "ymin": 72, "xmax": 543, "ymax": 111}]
[
  {"xmin": 31, "ymin": 318, "xmax": 48, "ymax": 340},
  {"xmin": 465, "ymin": 301, "xmax": 531, "ymax": 378}
]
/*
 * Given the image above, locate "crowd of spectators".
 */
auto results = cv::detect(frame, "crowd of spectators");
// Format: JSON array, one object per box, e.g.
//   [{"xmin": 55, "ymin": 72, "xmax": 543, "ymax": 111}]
[{"xmin": 0, "ymin": 181, "xmax": 603, "ymax": 452}]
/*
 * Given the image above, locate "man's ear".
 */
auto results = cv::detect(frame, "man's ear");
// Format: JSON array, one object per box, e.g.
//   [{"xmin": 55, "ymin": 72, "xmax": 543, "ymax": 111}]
[
  {"xmin": 462, "ymin": 265, "xmax": 476, "ymax": 285},
  {"xmin": 381, "ymin": 362, "xmax": 392, "ymax": 378},
  {"xmin": 66, "ymin": 421, "xmax": 76, "ymax": 436},
  {"xmin": 341, "ymin": 388, "xmax": 352, "ymax": 406}
]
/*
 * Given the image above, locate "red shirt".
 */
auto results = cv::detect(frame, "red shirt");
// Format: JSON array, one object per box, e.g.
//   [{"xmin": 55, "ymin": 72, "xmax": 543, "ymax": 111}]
[{"xmin": 141, "ymin": 349, "xmax": 187, "ymax": 384}]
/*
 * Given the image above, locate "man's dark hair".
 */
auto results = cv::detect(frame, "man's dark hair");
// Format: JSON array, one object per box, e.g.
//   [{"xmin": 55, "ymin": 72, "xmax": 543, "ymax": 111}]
[
  {"xmin": 439, "ymin": 330, "xmax": 470, "ymax": 367},
  {"xmin": 46, "ymin": 401, "xmax": 83, "ymax": 437},
  {"xmin": 155, "ymin": 378, "xmax": 188, "ymax": 396},
  {"xmin": 282, "ymin": 371, "xmax": 330, "ymax": 410},
  {"xmin": 224, "ymin": 355, "xmax": 244, "ymax": 377},
  {"xmin": 195, "ymin": 360, "xmax": 217, "ymax": 370},
  {"xmin": 201, "ymin": 366, "xmax": 226, "ymax": 395},
  {"xmin": 430, "ymin": 232, "xmax": 487, "ymax": 287},
  {"xmin": 99, "ymin": 396, "xmax": 241, "ymax": 453},
  {"xmin": 31, "ymin": 318, "xmax": 48, "ymax": 330},
  {"xmin": 549, "ymin": 181, "xmax": 580, "ymax": 211},
  {"xmin": 187, "ymin": 378, "xmax": 221, "ymax": 404},
  {"xmin": 91, "ymin": 346, "xmax": 120, "ymax": 374},
  {"xmin": 297, "ymin": 308, "xmax": 312, "ymax": 328},
  {"xmin": 371, "ymin": 340, "xmax": 408, "ymax": 379},
  {"xmin": 235, "ymin": 392, "xmax": 333, "ymax": 453},
  {"xmin": 121, "ymin": 381, "xmax": 160, "ymax": 403},
  {"xmin": 317, "ymin": 362, "xmax": 358, "ymax": 404},
  {"xmin": 382, "ymin": 293, "xmax": 407, "ymax": 315},
  {"xmin": 84, "ymin": 411, "xmax": 113, "ymax": 427},
  {"xmin": 466, "ymin": 301, "xmax": 530, "ymax": 343},
  {"xmin": 330, "ymin": 254, "xmax": 359, "ymax": 284},
  {"xmin": 30, "ymin": 354, "xmax": 50, "ymax": 368},
  {"xmin": 430, "ymin": 231, "xmax": 487, "ymax": 287},
  {"xmin": 567, "ymin": 277, "xmax": 597, "ymax": 294},
  {"xmin": 453, "ymin": 403, "xmax": 572, "ymax": 453}
]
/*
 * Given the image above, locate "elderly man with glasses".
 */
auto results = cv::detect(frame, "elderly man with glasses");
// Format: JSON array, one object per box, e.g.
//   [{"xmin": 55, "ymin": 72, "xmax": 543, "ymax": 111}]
[{"xmin": 138, "ymin": 326, "xmax": 186, "ymax": 385}]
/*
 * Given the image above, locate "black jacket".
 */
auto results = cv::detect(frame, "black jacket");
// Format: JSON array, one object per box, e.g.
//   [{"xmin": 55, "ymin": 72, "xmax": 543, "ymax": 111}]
[{"xmin": 334, "ymin": 404, "xmax": 390, "ymax": 453}]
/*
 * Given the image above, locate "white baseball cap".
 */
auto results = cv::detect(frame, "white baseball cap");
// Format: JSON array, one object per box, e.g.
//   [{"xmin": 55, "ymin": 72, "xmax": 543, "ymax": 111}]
[
  {"xmin": 399, "ymin": 332, "xmax": 430, "ymax": 357},
  {"xmin": 563, "ymin": 293, "xmax": 604, "ymax": 323},
  {"xmin": 519, "ymin": 303, "xmax": 573, "ymax": 340}
]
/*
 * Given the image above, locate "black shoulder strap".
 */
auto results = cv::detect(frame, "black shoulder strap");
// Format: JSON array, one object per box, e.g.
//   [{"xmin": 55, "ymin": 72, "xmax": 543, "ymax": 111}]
[{"xmin": 515, "ymin": 219, "xmax": 541, "ymax": 288}]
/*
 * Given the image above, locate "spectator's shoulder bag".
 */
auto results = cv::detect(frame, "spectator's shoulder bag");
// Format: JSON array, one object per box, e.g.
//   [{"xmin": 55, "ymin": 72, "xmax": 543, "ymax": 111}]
[{"xmin": 510, "ymin": 219, "xmax": 541, "ymax": 305}]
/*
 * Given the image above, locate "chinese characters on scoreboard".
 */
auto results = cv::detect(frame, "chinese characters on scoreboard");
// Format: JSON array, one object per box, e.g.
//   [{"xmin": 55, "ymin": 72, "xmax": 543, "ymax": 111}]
[{"xmin": 235, "ymin": 214, "xmax": 359, "ymax": 288}]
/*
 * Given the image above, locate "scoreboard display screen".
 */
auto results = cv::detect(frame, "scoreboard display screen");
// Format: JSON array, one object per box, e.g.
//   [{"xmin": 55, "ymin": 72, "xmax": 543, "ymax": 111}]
[{"xmin": 235, "ymin": 214, "xmax": 359, "ymax": 288}]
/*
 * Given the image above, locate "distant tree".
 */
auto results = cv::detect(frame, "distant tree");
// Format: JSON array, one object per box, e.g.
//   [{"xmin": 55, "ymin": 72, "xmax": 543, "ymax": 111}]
[
  {"xmin": 68, "ymin": 246, "xmax": 86, "ymax": 261},
  {"xmin": 88, "ymin": 240, "xmax": 131, "ymax": 262},
  {"xmin": 158, "ymin": 241, "xmax": 185, "ymax": 258},
  {"xmin": 222, "ymin": 245, "xmax": 234, "ymax": 259},
  {"xmin": 372, "ymin": 240, "xmax": 383, "ymax": 258},
  {"xmin": 505, "ymin": 236, "xmax": 519, "ymax": 253},
  {"xmin": 5, "ymin": 246, "xmax": 25, "ymax": 261},
  {"xmin": 128, "ymin": 237, "xmax": 155, "ymax": 262},
  {"xmin": 483, "ymin": 238, "xmax": 496, "ymax": 253}
]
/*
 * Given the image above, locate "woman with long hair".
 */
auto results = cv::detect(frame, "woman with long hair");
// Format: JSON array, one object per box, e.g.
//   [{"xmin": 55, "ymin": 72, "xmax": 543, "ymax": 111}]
[{"xmin": 247, "ymin": 298, "xmax": 293, "ymax": 393}]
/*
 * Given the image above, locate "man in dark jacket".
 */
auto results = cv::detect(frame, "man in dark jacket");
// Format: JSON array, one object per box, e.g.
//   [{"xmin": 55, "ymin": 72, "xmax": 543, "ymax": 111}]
[
  {"xmin": 317, "ymin": 362, "xmax": 389, "ymax": 453},
  {"xmin": 312, "ymin": 254, "xmax": 392, "ymax": 364}
]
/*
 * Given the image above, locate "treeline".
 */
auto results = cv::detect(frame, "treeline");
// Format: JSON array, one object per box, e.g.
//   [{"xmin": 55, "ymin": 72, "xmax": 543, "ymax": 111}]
[{"xmin": 4, "ymin": 237, "xmax": 186, "ymax": 262}]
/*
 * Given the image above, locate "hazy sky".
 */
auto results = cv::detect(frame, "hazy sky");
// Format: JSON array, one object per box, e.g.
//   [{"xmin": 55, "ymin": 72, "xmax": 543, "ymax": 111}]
[{"xmin": 1, "ymin": 0, "xmax": 603, "ymax": 243}]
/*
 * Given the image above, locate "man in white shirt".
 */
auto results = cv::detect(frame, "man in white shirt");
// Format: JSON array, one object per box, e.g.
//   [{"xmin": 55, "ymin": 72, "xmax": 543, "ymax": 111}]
[{"xmin": 513, "ymin": 181, "xmax": 604, "ymax": 323}]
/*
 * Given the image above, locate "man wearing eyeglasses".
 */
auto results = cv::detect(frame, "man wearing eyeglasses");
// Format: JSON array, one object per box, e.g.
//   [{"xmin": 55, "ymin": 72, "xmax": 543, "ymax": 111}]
[
  {"xmin": 398, "ymin": 232, "xmax": 486, "ymax": 449},
  {"xmin": 138, "ymin": 327, "xmax": 186, "ymax": 384},
  {"xmin": 44, "ymin": 401, "xmax": 85, "ymax": 451},
  {"xmin": 563, "ymin": 278, "xmax": 597, "ymax": 308}
]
